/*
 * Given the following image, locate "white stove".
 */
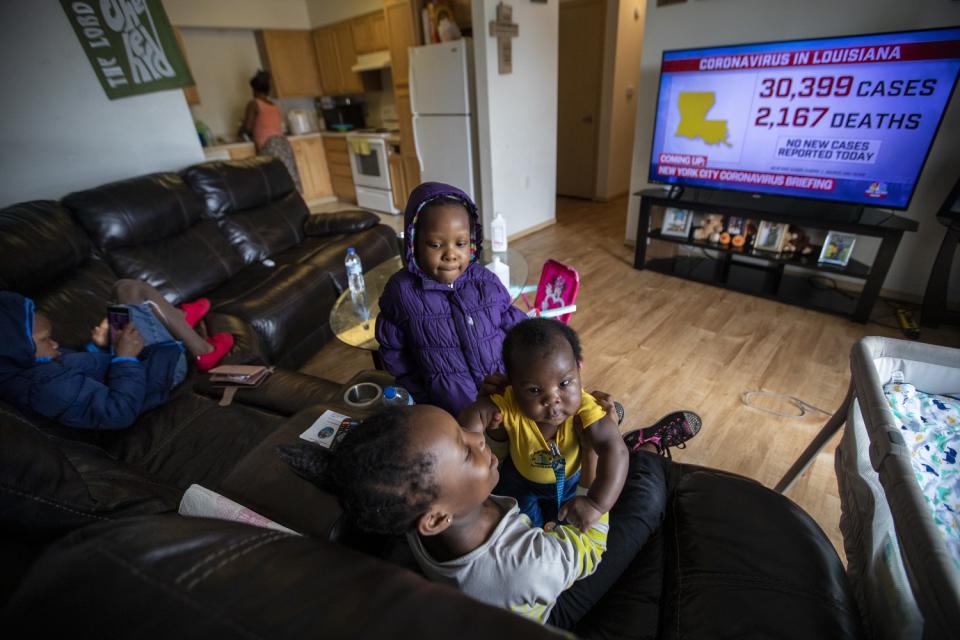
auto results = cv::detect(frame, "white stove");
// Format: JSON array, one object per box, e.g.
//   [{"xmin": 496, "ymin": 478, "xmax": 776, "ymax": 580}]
[{"xmin": 347, "ymin": 130, "xmax": 401, "ymax": 214}]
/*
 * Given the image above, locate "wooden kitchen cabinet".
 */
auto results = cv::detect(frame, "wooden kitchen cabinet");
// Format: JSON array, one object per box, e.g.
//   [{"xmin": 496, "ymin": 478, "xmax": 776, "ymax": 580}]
[
  {"xmin": 312, "ymin": 24, "xmax": 364, "ymax": 96},
  {"xmin": 313, "ymin": 28, "xmax": 340, "ymax": 96},
  {"xmin": 393, "ymin": 86, "xmax": 420, "ymax": 189},
  {"xmin": 258, "ymin": 30, "xmax": 323, "ymax": 97},
  {"xmin": 290, "ymin": 136, "xmax": 334, "ymax": 203},
  {"xmin": 351, "ymin": 11, "xmax": 388, "ymax": 54},
  {"xmin": 384, "ymin": 0, "xmax": 419, "ymax": 88},
  {"xmin": 402, "ymin": 155, "xmax": 421, "ymax": 196},
  {"xmin": 333, "ymin": 23, "xmax": 364, "ymax": 94},
  {"xmin": 388, "ymin": 147, "xmax": 407, "ymax": 212},
  {"xmin": 322, "ymin": 135, "xmax": 357, "ymax": 203},
  {"xmin": 394, "ymin": 86, "xmax": 415, "ymax": 157}
]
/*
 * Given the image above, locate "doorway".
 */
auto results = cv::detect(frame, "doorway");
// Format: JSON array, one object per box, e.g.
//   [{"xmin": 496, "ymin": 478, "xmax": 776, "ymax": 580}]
[{"xmin": 556, "ymin": 0, "xmax": 606, "ymax": 199}]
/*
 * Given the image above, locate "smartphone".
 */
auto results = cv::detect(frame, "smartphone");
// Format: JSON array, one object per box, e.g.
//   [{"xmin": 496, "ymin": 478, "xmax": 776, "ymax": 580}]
[{"xmin": 107, "ymin": 305, "xmax": 131, "ymax": 336}]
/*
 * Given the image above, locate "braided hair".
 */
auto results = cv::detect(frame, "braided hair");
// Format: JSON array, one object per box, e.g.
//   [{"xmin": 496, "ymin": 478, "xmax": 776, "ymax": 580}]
[
  {"xmin": 277, "ymin": 408, "xmax": 439, "ymax": 536},
  {"xmin": 502, "ymin": 317, "xmax": 583, "ymax": 375}
]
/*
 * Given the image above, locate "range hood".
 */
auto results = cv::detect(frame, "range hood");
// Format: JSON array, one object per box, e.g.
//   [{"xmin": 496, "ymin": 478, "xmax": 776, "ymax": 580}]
[{"xmin": 351, "ymin": 50, "xmax": 391, "ymax": 73}]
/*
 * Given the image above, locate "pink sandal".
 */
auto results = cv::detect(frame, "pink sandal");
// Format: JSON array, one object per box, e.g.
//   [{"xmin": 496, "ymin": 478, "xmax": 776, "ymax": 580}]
[
  {"xmin": 180, "ymin": 298, "xmax": 211, "ymax": 328},
  {"xmin": 195, "ymin": 332, "xmax": 234, "ymax": 371}
]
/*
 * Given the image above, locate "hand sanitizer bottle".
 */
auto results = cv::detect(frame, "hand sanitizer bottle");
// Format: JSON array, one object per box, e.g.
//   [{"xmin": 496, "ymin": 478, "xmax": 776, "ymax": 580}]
[{"xmin": 491, "ymin": 212, "xmax": 508, "ymax": 252}]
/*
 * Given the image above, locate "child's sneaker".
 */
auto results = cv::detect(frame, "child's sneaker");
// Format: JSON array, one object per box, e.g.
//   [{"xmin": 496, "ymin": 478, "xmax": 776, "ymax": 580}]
[
  {"xmin": 196, "ymin": 332, "xmax": 234, "ymax": 371},
  {"xmin": 623, "ymin": 411, "xmax": 702, "ymax": 458}
]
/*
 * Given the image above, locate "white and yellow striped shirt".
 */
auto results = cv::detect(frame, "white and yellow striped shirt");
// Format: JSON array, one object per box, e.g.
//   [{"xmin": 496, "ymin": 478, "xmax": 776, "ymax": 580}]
[{"xmin": 407, "ymin": 494, "xmax": 609, "ymax": 624}]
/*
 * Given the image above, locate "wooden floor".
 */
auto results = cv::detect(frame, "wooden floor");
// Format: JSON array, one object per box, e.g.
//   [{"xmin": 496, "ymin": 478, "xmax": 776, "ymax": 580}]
[{"xmin": 304, "ymin": 195, "xmax": 960, "ymax": 559}]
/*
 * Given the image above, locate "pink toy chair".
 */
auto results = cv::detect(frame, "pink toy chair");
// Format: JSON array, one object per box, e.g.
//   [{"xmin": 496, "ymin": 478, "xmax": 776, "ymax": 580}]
[{"xmin": 517, "ymin": 259, "xmax": 580, "ymax": 324}]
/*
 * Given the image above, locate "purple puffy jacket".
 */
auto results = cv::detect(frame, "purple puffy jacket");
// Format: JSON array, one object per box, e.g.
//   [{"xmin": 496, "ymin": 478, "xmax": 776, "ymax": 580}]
[{"xmin": 376, "ymin": 182, "xmax": 527, "ymax": 416}]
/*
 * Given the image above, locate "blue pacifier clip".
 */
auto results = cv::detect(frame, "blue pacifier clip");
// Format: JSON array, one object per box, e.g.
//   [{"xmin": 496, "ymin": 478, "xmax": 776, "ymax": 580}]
[{"xmin": 549, "ymin": 442, "xmax": 565, "ymax": 513}]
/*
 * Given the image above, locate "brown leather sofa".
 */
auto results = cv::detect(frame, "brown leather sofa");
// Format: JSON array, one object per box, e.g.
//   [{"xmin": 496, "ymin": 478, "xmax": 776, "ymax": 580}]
[{"xmin": 0, "ymin": 160, "xmax": 865, "ymax": 638}]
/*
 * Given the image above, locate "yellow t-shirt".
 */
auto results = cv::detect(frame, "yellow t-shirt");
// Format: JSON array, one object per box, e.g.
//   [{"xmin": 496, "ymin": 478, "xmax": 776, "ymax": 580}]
[{"xmin": 490, "ymin": 388, "xmax": 607, "ymax": 484}]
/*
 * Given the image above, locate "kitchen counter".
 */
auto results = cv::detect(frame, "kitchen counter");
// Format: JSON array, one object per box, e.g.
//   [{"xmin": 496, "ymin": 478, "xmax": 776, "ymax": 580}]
[{"xmin": 203, "ymin": 133, "xmax": 324, "ymax": 160}]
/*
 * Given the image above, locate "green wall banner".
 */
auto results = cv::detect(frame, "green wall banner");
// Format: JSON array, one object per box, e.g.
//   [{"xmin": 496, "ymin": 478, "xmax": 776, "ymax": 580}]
[{"xmin": 60, "ymin": 0, "xmax": 193, "ymax": 100}]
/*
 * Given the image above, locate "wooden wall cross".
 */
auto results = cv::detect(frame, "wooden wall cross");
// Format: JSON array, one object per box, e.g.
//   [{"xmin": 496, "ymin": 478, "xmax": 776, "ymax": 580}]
[{"xmin": 488, "ymin": 2, "xmax": 519, "ymax": 74}]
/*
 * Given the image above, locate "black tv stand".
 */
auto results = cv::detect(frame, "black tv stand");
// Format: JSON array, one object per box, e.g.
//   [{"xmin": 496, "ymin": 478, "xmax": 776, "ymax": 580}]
[{"xmin": 632, "ymin": 187, "xmax": 918, "ymax": 323}]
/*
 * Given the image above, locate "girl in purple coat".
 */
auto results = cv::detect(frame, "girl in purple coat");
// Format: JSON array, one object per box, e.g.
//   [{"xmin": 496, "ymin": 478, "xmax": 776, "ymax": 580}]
[{"xmin": 376, "ymin": 183, "xmax": 527, "ymax": 416}]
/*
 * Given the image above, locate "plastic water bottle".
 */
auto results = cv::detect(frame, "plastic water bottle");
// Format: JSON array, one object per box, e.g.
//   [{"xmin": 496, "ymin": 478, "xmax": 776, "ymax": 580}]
[
  {"xmin": 486, "ymin": 255, "xmax": 510, "ymax": 290},
  {"xmin": 382, "ymin": 386, "xmax": 414, "ymax": 407},
  {"xmin": 345, "ymin": 247, "xmax": 368, "ymax": 318},
  {"xmin": 491, "ymin": 212, "xmax": 508, "ymax": 252}
]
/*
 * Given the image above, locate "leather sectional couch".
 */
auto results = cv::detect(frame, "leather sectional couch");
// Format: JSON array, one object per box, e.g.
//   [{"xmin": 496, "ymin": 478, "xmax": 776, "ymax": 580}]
[{"xmin": 0, "ymin": 159, "xmax": 865, "ymax": 638}]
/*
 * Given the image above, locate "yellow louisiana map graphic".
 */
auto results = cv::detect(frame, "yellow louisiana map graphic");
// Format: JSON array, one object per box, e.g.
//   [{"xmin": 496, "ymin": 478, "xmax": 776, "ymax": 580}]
[{"xmin": 675, "ymin": 91, "xmax": 732, "ymax": 147}]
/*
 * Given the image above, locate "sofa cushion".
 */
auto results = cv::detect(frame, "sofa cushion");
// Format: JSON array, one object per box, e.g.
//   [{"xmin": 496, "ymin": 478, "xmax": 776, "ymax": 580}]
[
  {"xmin": 29, "ymin": 256, "xmax": 120, "ymax": 349},
  {"xmin": 0, "ymin": 199, "xmax": 117, "ymax": 348},
  {"xmin": 183, "ymin": 158, "xmax": 309, "ymax": 265},
  {"xmin": 0, "ymin": 403, "xmax": 178, "ymax": 542},
  {"xmin": 273, "ymin": 225, "xmax": 398, "ymax": 291},
  {"xmin": 205, "ymin": 263, "xmax": 339, "ymax": 365},
  {"xmin": 0, "ymin": 201, "xmax": 95, "ymax": 293},
  {"xmin": 106, "ymin": 219, "xmax": 246, "ymax": 304},
  {"xmin": 63, "ymin": 174, "xmax": 244, "ymax": 303},
  {"xmin": 303, "ymin": 210, "xmax": 379, "ymax": 237},
  {"xmin": 183, "ymin": 156, "xmax": 296, "ymax": 215},
  {"xmin": 63, "ymin": 173, "xmax": 207, "ymax": 250}
]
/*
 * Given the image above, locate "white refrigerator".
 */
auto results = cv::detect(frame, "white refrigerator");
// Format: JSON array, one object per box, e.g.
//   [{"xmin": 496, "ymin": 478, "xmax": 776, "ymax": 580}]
[{"xmin": 409, "ymin": 39, "xmax": 479, "ymax": 206}]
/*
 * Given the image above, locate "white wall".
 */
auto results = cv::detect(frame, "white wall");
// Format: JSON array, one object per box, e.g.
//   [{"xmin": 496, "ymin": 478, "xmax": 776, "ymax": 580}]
[
  {"xmin": 473, "ymin": 0, "xmax": 559, "ymax": 238},
  {"xmin": 0, "ymin": 1, "xmax": 203, "ymax": 207},
  {"xmin": 305, "ymin": 0, "xmax": 384, "ymax": 28},
  {"xmin": 181, "ymin": 28, "xmax": 263, "ymax": 139},
  {"xmin": 626, "ymin": 0, "xmax": 960, "ymax": 301},
  {"xmin": 163, "ymin": 0, "xmax": 310, "ymax": 29},
  {"xmin": 596, "ymin": 0, "xmax": 645, "ymax": 199}
]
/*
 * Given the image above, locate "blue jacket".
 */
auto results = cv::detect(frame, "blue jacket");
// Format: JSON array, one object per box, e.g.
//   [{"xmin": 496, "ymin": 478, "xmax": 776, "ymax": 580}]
[
  {"xmin": 0, "ymin": 292, "xmax": 183, "ymax": 430},
  {"xmin": 375, "ymin": 182, "xmax": 527, "ymax": 416}
]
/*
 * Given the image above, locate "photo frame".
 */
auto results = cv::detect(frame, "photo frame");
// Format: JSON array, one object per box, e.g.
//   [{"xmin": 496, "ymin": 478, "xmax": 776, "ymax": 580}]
[
  {"xmin": 726, "ymin": 216, "xmax": 746, "ymax": 236},
  {"xmin": 818, "ymin": 231, "xmax": 857, "ymax": 266},
  {"xmin": 754, "ymin": 220, "xmax": 789, "ymax": 253},
  {"xmin": 661, "ymin": 207, "xmax": 694, "ymax": 238}
]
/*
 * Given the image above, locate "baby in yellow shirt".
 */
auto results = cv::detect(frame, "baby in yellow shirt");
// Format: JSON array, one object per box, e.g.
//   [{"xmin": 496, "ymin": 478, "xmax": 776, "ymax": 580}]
[{"xmin": 460, "ymin": 318, "xmax": 628, "ymax": 530}]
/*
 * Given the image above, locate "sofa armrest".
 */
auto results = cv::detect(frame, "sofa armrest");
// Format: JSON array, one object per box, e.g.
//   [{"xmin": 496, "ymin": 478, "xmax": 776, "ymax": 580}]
[
  {"xmin": 5, "ymin": 516, "xmax": 568, "ymax": 639},
  {"xmin": 192, "ymin": 370, "xmax": 340, "ymax": 416},
  {"xmin": 657, "ymin": 466, "xmax": 864, "ymax": 639},
  {"xmin": 303, "ymin": 210, "xmax": 380, "ymax": 237}
]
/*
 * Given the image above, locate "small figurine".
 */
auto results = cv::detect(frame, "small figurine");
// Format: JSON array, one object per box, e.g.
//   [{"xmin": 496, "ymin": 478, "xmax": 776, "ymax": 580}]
[{"xmin": 693, "ymin": 213, "xmax": 725, "ymax": 242}]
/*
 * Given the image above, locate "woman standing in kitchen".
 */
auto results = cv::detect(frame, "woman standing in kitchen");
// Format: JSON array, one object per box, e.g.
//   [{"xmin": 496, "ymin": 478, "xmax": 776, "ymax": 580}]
[{"xmin": 240, "ymin": 70, "xmax": 302, "ymax": 193}]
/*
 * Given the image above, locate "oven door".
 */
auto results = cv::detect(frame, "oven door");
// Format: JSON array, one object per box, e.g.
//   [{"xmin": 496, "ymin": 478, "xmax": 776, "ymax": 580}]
[{"xmin": 347, "ymin": 136, "xmax": 391, "ymax": 191}]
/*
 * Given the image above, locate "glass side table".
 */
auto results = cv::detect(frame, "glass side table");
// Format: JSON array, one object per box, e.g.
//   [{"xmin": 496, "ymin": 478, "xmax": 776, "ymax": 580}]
[{"xmin": 329, "ymin": 242, "xmax": 529, "ymax": 368}]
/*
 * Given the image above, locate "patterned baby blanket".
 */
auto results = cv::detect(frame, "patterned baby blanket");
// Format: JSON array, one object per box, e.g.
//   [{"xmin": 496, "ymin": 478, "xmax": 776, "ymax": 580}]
[{"xmin": 884, "ymin": 382, "xmax": 960, "ymax": 570}]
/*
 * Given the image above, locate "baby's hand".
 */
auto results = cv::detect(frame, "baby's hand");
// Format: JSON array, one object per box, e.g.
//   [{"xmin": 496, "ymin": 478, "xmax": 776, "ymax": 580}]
[
  {"xmin": 558, "ymin": 495, "xmax": 603, "ymax": 531},
  {"xmin": 478, "ymin": 372, "xmax": 507, "ymax": 397},
  {"xmin": 484, "ymin": 410, "xmax": 504, "ymax": 434},
  {"xmin": 591, "ymin": 390, "xmax": 619, "ymax": 424},
  {"xmin": 91, "ymin": 318, "xmax": 110, "ymax": 348}
]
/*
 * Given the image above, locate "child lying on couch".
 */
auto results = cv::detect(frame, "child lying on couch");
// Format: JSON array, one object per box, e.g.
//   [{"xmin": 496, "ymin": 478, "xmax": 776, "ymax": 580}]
[{"xmin": 0, "ymin": 280, "xmax": 232, "ymax": 430}]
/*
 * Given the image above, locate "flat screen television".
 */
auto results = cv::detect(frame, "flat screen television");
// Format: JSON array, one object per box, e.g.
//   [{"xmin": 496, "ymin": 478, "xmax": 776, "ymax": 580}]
[{"xmin": 648, "ymin": 27, "xmax": 960, "ymax": 210}]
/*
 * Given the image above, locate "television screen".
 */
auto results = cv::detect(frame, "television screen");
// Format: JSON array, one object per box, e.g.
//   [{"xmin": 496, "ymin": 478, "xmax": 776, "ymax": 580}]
[{"xmin": 648, "ymin": 28, "xmax": 960, "ymax": 209}]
